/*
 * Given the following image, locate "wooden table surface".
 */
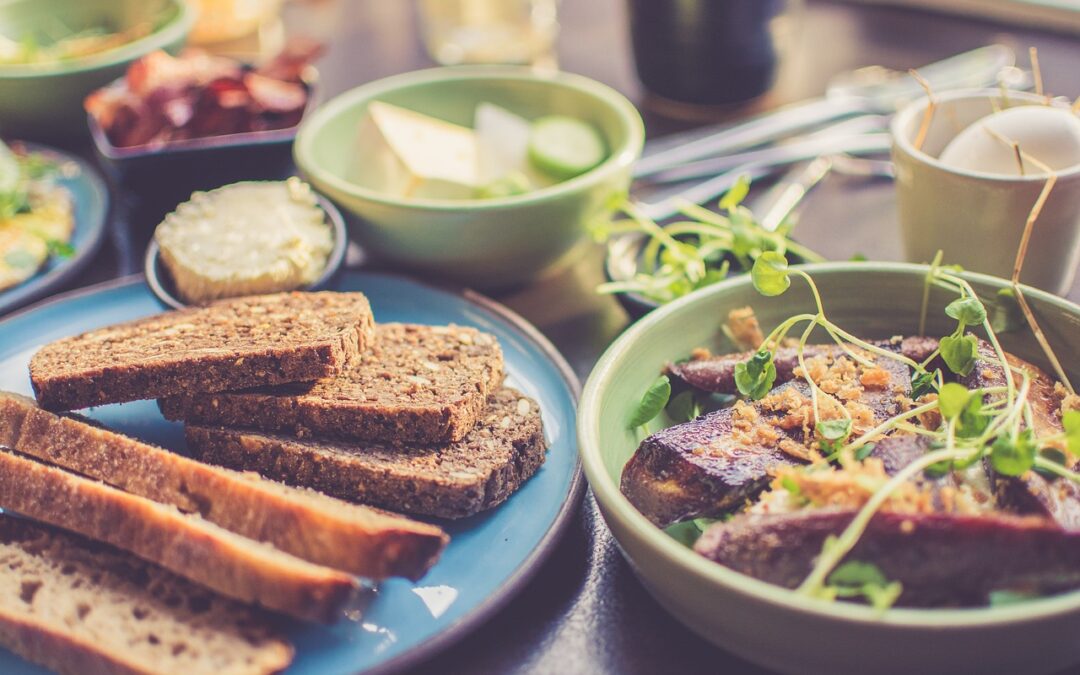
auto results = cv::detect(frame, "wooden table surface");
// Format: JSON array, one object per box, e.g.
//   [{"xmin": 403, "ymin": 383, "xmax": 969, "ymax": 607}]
[{"xmin": 18, "ymin": 1, "xmax": 1080, "ymax": 673}]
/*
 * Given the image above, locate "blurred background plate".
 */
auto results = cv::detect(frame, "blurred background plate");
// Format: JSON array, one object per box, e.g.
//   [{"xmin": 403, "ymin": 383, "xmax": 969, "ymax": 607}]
[
  {"xmin": 0, "ymin": 270, "xmax": 583, "ymax": 675},
  {"xmin": 0, "ymin": 142, "xmax": 108, "ymax": 316}
]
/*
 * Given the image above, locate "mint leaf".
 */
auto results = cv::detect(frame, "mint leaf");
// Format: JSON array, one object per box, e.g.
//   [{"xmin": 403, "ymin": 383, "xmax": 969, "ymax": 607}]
[
  {"xmin": 734, "ymin": 349, "xmax": 777, "ymax": 400},
  {"xmin": 945, "ymin": 296, "xmax": 987, "ymax": 326},
  {"xmin": 990, "ymin": 431, "xmax": 1037, "ymax": 476},
  {"xmin": 718, "ymin": 174, "xmax": 750, "ymax": 212},
  {"xmin": 750, "ymin": 251, "xmax": 790, "ymax": 297},
  {"xmin": 910, "ymin": 368, "xmax": 940, "ymax": 399},
  {"xmin": 629, "ymin": 375, "xmax": 672, "ymax": 429},
  {"xmin": 937, "ymin": 382, "xmax": 970, "ymax": 419},
  {"xmin": 940, "ymin": 333, "xmax": 978, "ymax": 377}
]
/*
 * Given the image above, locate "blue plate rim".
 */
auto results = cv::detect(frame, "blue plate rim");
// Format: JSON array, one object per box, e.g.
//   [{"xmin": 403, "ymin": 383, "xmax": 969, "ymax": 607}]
[
  {"xmin": 0, "ymin": 142, "xmax": 110, "ymax": 316},
  {"xmin": 0, "ymin": 271, "xmax": 585, "ymax": 675}
]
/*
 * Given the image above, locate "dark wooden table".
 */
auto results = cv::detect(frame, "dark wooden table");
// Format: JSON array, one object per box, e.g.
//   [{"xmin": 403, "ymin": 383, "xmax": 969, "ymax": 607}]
[{"xmin": 17, "ymin": 1, "xmax": 1080, "ymax": 673}]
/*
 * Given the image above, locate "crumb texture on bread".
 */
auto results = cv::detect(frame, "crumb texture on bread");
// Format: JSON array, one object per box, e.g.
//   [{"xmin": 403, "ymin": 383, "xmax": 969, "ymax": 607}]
[
  {"xmin": 0, "ymin": 391, "xmax": 448, "ymax": 581},
  {"xmin": 186, "ymin": 387, "xmax": 547, "ymax": 519},
  {"xmin": 161, "ymin": 323, "xmax": 505, "ymax": 444},
  {"xmin": 0, "ymin": 449, "xmax": 358, "ymax": 623},
  {"xmin": 28, "ymin": 292, "xmax": 374, "ymax": 411},
  {"xmin": 0, "ymin": 515, "xmax": 293, "ymax": 675}
]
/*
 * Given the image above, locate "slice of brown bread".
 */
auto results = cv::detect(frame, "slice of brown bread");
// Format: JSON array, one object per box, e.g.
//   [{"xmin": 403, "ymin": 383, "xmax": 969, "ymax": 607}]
[
  {"xmin": 160, "ymin": 323, "xmax": 504, "ymax": 445},
  {"xmin": 0, "ymin": 515, "xmax": 293, "ymax": 675},
  {"xmin": 186, "ymin": 387, "xmax": 547, "ymax": 519},
  {"xmin": 0, "ymin": 449, "xmax": 358, "ymax": 623},
  {"xmin": 0, "ymin": 391, "xmax": 448, "ymax": 581},
  {"xmin": 29, "ymin": 291, "xmax": 375, "ymax": 411}
]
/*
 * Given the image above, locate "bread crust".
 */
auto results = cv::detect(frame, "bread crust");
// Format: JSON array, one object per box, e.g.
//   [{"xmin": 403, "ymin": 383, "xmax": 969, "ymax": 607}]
[
  {"xmin": 29, "ymin": 292, "xmax": 374, "ymax": 411},
  {"xmin": 0, "ymin": 516, "xmax": 293, "ymax": 675},
  {"xmin": 0, "ymin": 451, "xmax": 358, "ymax": 623},
  {"xmin": 186, "ymin": 388, "xmax": 548, "ymax": 519},
  {"xmin": 0, "ymin": 391, "xmax": 448, "ymax": 581},
  {"xmin": 160, "ymin": 323, "xmax": 505, "ymax": 445}
]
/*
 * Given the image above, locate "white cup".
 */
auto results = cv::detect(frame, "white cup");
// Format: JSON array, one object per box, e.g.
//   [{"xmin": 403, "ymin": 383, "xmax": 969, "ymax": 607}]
[{"xmin": 891, "ymin": 89, "xmax": 1080, "ymax": 294}]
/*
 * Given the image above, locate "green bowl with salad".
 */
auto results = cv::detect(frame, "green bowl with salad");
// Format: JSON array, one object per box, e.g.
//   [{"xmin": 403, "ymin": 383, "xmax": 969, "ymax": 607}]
[
  {"xmin": 579, "ymin": 261, "xmax": 1080, "ymax": 675},
  {"xmin": 294, "ymin": 66, "xmax": 644, "ymax": 288},
  {"xmin": 0, "ymin": 0, "xmax": 194, "ymax": 139}
]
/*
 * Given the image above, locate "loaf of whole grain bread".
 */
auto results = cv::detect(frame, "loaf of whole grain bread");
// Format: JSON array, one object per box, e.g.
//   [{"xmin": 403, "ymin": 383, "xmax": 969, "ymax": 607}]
[
  {"xmin": 0, "ymin": 515, "xmax": 293, "ymax": 675},
  {"xmin": 160, "ymin": 323, "xmax": 504, "ymax": 445},
  {"xmin": 29, "ymin": 291, "xmax": 375, "ymax": 411},
  {"xmin": 0, "ymin": 449, "xmax": 358, "ymax": 623},
  {"xmin": 0, "ymin": 391, "xmax": 448, "ymax": 581},
  {"xmin": 186, "ymin": 387, "xmax": 547, "ymax": 519}
]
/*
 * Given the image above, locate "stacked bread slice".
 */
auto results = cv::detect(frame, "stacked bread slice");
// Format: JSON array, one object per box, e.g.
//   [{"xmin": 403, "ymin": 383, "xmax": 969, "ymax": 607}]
[{"xmin": 1, "ymin": 290, "xmax": 547, "ymax": 675}]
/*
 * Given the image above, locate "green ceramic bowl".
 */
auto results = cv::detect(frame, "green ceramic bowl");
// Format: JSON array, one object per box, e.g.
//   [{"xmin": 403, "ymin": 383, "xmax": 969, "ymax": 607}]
[
  {"xmin": 0, "ymin": 0, "xmax": 194, "ymax": 140},
  {"xmin": 294, "ymin": 66, "xmax": 644, "ymax": 288},
  {"xmin": 579, "ymin": 262, "xmax": 1080, "ymax": 675}
]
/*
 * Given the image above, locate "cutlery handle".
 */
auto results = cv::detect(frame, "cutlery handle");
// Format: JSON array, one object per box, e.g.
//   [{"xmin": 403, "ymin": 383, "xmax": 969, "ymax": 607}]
[{"xmin": 634, "ymin": 97, "xmax": 863, "ymax": 178}]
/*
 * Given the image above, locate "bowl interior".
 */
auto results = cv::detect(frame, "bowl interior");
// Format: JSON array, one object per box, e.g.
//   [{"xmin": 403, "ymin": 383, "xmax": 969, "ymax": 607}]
[
  {"xmin": 298, "ymin": 67, "xmax": 643, "ymax": 207},
  {"xmin": 581, "ymin": 262, "xmax": 1080, "ymax": 624},
  {"xmin": 0, "ymin": 0, "xmax": 185, "ymax": 74}
]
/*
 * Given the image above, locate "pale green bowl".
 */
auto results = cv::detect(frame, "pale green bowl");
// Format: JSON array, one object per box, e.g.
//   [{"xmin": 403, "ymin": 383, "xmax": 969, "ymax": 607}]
[
  {"xmin": 293, "ymin": 66, "xmax": 644, "ymax": 288},
  {"xmin": 0, "ymin": 0, "xmax": 194, "ymax": 139},
  {"xmin": 579, "ymin": 262, "xmax": 1080, "ymax": 675}
]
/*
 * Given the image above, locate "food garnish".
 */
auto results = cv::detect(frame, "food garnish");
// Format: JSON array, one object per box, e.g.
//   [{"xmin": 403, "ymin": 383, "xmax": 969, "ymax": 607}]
[{"xmin": 594, "ymin": 177, "xmax": 825, "ymax": 304}]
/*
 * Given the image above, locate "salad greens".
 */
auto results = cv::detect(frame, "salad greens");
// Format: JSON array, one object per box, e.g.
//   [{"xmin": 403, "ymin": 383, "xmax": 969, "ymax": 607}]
[{"xmin": 594, "ymin": 177, "xmax": 825, "ymax": 305}]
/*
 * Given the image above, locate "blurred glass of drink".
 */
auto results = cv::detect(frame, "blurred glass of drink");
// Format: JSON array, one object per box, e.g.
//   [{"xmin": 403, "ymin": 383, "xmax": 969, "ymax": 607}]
[
  {"xmin": 418, "ymin": 0, "xmax": 559, "ymax": 66},
  {"xmin": 189, "ymin": 0, "xmax": 284, "ymax": 45}
]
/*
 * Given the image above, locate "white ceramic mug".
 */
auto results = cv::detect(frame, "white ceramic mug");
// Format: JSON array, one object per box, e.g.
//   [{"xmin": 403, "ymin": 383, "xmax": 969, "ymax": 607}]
[{"xmin": 891, "ymin": 89, "xmax": 1080, "ymax": 294}]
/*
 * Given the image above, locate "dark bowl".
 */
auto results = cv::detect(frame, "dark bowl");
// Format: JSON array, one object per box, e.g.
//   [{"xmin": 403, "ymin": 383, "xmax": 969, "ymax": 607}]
[
  {"xmin": 144, "ymin": 192, "xmax": 348, "ymax": 310},
  {"xmin": 88, "ymin": 65, "xmax": 319, "ymax": 222}
]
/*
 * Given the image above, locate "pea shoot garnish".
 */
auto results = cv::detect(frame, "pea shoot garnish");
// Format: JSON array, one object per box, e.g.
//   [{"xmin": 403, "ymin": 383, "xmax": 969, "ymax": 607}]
[{"xmin": 593, "ymin": 177, "xmax": 824, "ymax": 305}]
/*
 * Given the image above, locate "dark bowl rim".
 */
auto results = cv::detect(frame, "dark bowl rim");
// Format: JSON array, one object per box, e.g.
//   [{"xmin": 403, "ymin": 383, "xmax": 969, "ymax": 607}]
[
  {"xmin": 86, "ymin": 65, "xmax": 319, "ymax": 162},
  {"xmin": 144, "ymin": 189, "xmax": 349, "ymax": 310}
]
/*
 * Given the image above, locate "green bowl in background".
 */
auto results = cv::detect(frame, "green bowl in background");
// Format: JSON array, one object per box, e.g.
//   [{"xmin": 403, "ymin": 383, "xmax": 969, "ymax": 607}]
[
  {"xmin": 294, "ymin": 66, "xmax": 644, "ymax": 289},
  {"xmin": 0, "ymin": 0, "xmax": 194, "ymax": 140},
  {"xmin": 578, "ymin": 262, "xmax": 1080, "ymax": 675}
]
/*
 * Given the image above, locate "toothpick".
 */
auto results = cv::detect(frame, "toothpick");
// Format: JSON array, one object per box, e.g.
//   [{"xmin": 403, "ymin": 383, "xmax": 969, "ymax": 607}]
[
  {"xmin": 909, "ymin": 69, "xmax": 936, "ymax": 151},
  {"xmin": 1007, "ymin": 145, "xmax": 1073, "ymax": 393},
  {"xmin": 1029, "ymin": 46, "xmax": 1047, "ymax": 102},
  {"xmin": 1011, "ymin": 142, "xmax": 1025, "ymax": 176}
]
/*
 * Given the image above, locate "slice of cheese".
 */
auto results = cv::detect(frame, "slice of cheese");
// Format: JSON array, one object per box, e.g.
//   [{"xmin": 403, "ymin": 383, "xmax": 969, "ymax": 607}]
[{"xmin": 352, "ymin": 101, "xmax": 480, "ymax": 200}]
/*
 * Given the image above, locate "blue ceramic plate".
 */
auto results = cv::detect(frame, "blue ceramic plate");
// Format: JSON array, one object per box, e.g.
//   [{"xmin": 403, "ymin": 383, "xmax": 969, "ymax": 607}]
[
  {"xmin": 0, "ymin": 271, "xmax": 582, "ymax": 675},
  {"xmin": 0, "ymin": 142, "xmax": 109, "ymax": 316}
]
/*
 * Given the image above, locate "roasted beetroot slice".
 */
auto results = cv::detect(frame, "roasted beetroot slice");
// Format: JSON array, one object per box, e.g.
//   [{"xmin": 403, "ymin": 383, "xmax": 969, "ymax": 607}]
[
  {"xmin": 667, "ymin": 337, "xmax": 934, "ymax": 396},
  {"xmin": 960, "ymin": 341, "xmax": 1080, "ymax": 530},
  {"xmin": 694, "ymin": 509, "xmax": 1080, "ymax": 606},
  {"xmin": 620, "ymin": 383, "xmax": 805, "ymax": 528}
]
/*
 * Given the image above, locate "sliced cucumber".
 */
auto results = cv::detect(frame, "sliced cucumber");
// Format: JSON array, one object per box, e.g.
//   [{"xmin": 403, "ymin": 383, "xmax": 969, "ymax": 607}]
[
  {"xmin": 475, "ymin": 171, "xmax": 532, "ymax": 199},
  {"xmin": 527, "ymin": 116, "xmax": 607, "ymax": 180}
]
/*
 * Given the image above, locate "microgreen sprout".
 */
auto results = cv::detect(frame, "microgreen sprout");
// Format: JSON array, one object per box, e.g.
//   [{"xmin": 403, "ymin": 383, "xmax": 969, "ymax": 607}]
[{"xmin": 593, "ymin": 177, "xmax": 824, "ymax": 305}]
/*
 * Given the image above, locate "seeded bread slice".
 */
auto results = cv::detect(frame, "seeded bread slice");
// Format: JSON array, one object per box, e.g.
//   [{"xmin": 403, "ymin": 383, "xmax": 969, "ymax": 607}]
[
  {"xmin": 186, "ymin": 387, "xmax": 547, "ymax": 519},
  {"xmin": 0, "ymin": 515, "xmax": 292, "ymax": 675},
  {"xmin": 0, "ymin": 391, "xmax": 448, "ymax": 581},
  {"xmin": 29, "ymin": 291, "xmax": 375, "ymax": 411},
  {"xmin": 0, "ymin": 449, "xmax": 358, "ymax": 623},
  {"xmin": 161, "ymin": 323, "xmax": 504, "ymax": 445}
]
